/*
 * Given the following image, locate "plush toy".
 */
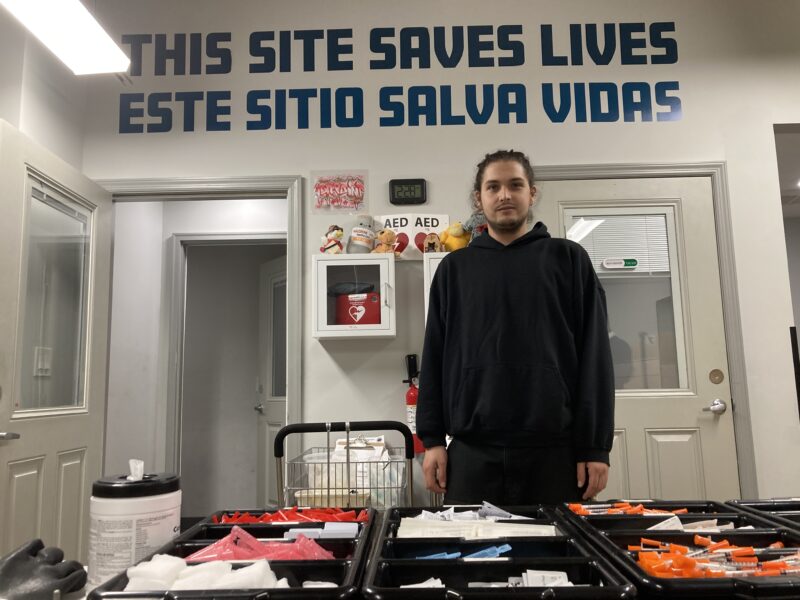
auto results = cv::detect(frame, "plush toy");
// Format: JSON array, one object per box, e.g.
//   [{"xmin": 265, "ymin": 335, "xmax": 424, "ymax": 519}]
[
  {"xmin": 422, "ymin": 232, "xmax": 444, "ymax": 253},
  {"xmin": 320, "ymin": 224, "xmax": 344, "ymax": 254},
  {"xmin": 372, "ymin": 228, "xmax": 399, "ymax": 255},
  {"xmin": 347, "ymin": 215, "xmax": 375, "ymax": 253},
  {"xmin": 439, "ymin": 221, "xmax": 471, "ymax": 252},
  {"xmin": 463, "ymin": 212, "xmax": 488, "ymax": 241}
]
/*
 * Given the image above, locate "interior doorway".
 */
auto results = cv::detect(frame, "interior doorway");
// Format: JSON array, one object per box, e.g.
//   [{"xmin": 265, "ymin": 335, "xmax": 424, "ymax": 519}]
[
  {"xmin": 773, "ymin": 125, "xmax": 800, "ymax": 412},
  {"xmin": 180, "ymin": 243, "xmax": 286, "ymax": 518},
  {"xmin": 101, "ymin": 176, "xmax": 303, "ymax": 520}
]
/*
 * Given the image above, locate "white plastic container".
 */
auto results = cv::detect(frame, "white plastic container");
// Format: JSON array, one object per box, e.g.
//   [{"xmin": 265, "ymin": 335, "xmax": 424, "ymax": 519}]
[{"xmin": 87, "ymin": 473, "xmax": 181, "ymax": 588}]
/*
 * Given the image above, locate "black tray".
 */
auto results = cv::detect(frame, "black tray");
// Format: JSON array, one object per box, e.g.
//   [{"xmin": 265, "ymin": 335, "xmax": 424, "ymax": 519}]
[
  {"xmin": 560, "ymin": 500, "xmax": 779, "ymax": 535},
  {"xmin": 730, "ymin": 500, "xmax": 800, "ymax": 534},
  {"xmin": 568, "ymin": 500, "xmax": 741, "ymax": 516},
  {"xmin": 362, "ymin": 505, "xmax": 636, "ymax": 599},
  {"xmin": 381, "ymin": 505, "xmax": 562, "ymax": 539},
  {"xmin": 206, "ymin": 507, "xmax": 370, "ymax": 524},
  {"xmin": 581, "ymin": 511, "xmax": 777, "ymax": 532},
  {"xmin": 90, "ymin": 561, "xmax": 354, "ymax": 600},
  {"xmin": 88, "ymin": 507, "xmax": 377, "ymax": 600},
  {"xmin": 183, "ymin": 522, "xmax": 365, "ymax": 541},
  {"xmin": 571, "ymin": 524, "xmax": 800, "ymax": 599}
]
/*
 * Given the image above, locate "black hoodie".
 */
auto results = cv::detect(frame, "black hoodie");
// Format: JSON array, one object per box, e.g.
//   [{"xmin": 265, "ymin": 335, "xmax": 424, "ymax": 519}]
[{"xmin": 417, "ymin": 223, "xmax": 614, "ymax": 464}]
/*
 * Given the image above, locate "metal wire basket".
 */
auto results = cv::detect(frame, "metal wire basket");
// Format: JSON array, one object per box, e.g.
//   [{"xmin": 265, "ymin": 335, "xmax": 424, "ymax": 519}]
[{"xmin": 274, "ymin": 420, "xmax": 415, "ymax": 508}]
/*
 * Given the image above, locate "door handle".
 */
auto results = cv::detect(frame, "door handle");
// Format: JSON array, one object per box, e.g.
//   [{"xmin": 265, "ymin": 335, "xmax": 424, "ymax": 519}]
[
  {"xmin": 702, "ymin": 399, "xmax": 727, "ymax": 415},
  {"xmin": 254, "ymin": 403, "xmax": 264, "ymax": 414},
  {"xmin": 0, "ymin": 432, "xmax": 21, "ymax": 440}
]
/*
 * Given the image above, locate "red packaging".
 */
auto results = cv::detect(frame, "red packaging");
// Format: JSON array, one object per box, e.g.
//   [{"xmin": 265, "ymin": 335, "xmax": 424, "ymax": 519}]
[{"xmin": 335, "ymin": 293, "xmax": 381, "ymax": 325}]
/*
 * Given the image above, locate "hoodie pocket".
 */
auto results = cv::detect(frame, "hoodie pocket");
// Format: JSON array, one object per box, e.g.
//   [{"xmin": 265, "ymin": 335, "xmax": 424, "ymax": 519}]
[{"xmin": 454, "ymin": 363, "xmax": 572, "ymax": 433}]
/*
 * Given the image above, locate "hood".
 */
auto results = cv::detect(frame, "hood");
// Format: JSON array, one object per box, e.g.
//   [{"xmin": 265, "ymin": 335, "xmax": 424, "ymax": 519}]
[{"xmin": 469, "ymin": 221, "xmax": 551, "ymax": 249}]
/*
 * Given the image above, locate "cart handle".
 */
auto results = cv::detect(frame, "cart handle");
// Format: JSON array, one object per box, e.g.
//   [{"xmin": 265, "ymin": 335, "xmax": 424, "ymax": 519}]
[{"xmin": 274, "ymin": 420, "xmax": 416, "ymax": 459}]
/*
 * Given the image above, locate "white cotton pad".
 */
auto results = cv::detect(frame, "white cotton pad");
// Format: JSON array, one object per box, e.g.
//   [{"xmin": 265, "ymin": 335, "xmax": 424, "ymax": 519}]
[
  {"xmin": 275, "ymin": 578, "xmax": 291, "ymax": 588},
  {"xmin": 170, "ymin": 572, "xmax": 218, "ymax": 590},
  {"xmin": 124, "ymin": 576, "xmax": 172, "ymax": 591},
  {"xmin": 261, "ymin": 562, "xmax": 278, "ymax": 588},
  {"xmin": 175, "ymin": 561, "xmax": 232, "ymax": 580},
  {"xmin": 126, "ymin": 554, "xmax": 186, "ymax": 585},
  {"xmin": 215, "ymin": 560, "xmax": 275, "ymax": 589}
]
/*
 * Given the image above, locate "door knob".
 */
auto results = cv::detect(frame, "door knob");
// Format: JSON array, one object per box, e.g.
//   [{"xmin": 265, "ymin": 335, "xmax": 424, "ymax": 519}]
[
  {"xmin": 254, "ymin": 403, "xmax": 264, "ymax": 414},
  {"xmin": 702, "ymin": 399, "xmax": 727, "ymax": 415},
  {"xmin": 0, "ymin": 432, "xmax": 21, "ymax": 440}
]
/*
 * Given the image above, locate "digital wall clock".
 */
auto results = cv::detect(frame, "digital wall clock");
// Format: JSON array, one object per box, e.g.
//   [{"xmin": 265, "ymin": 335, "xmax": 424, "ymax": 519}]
[{"xmin": 389, "ymin": 178, "xmax": 427, "ymax": 205}]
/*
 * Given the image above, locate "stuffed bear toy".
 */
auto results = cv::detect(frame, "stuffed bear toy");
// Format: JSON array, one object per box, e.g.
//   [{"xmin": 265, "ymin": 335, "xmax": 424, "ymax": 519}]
[
  {"xmin": 320, "ymin": 224, "xmax": 344, "ymax": 254},
  {"xmin": 372, "ymin": 228, "xmax": 399, "ymax": 255},
  {"xmin": 439, "ymin": 221, "xmax": 471, "ymax": 252},
  {"xmin": 347, "ymin": 214, "xmax": 375, "ymax": 253}
]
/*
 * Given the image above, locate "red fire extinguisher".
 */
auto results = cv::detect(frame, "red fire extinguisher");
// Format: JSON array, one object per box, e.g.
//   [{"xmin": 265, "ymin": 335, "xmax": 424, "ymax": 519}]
[{"xmin": 404, "ymin": 354, "xmax": 426, "ymax": 455}]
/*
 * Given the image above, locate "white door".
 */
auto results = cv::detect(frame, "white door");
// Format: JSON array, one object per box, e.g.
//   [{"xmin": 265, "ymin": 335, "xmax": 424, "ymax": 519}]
[
  {"xmin": 256, "ymin": 257, "xmax": 287, "ymax": 506},
  {"xmin": 537, "ymin": 176, "xmax": 740, "ymax": 501},
  {"xmin": 0, "ymin": 121, "xmax": 112, "ymax": 559}
]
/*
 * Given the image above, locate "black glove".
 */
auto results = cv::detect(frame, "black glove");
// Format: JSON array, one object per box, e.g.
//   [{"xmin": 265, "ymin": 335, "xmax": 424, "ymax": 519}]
[{"xmin": 0, "ymin": 539, "xmax": 86, "ymax": 600}]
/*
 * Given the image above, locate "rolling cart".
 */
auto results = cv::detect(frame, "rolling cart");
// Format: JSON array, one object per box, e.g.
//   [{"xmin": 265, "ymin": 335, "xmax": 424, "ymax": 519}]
[{"xmin": 274, "ymin": 420, "xmax": 415, "ymax": 508}]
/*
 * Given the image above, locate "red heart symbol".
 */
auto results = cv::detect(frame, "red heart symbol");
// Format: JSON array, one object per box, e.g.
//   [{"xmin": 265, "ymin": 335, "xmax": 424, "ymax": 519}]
[
  {"xmin": 394, "ymin": 232, "xmax": 409, "ymax": 254},
  {"xmin": 414, "ymin": 232, "xmax": 427, "ymax": 252}
]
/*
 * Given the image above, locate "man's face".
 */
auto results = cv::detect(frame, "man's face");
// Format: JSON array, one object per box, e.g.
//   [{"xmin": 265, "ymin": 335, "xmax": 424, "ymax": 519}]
[{"xmin": 476, "ymin": 160, "xmax": 535, "ymax": 236}]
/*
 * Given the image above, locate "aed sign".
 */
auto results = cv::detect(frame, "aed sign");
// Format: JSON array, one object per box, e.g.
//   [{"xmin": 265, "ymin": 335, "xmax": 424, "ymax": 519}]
[
  {"xmin": 374, "ymin": 214, "xmax": 449, "ymax": 261},
  {"xmin": 602, "ymin": 257, "xmax": 638, "ymax": 269}
]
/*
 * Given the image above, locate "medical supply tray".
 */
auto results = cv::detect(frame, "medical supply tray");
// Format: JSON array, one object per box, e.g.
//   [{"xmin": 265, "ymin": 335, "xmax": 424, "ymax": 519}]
[
  {"xmin": 730, "ymin": 499, "xmax": 800, "ymax": 535},
  {"xmin": 558, "ymin": 499, "xmax": 800, "ymax": 599},
  {"xmin": 87, "ymin": 506, "xmax": 378, "ymax": 600},
  {"xmin": 361, "ymin": 505, "xmax": 636, "ymax": 599}
]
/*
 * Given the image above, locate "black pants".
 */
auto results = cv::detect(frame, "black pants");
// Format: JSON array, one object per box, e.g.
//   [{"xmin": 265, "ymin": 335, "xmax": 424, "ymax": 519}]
[{"xmin": 443, "ymin": 439, "xmax": 586, "ymax": 505}]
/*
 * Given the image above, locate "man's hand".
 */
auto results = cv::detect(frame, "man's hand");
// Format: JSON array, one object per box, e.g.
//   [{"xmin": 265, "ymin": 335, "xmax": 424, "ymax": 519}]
[
  {"xmin": 577, "ymin": 461, "xmax": 609, "ymax": 500},
  {"xmin": 422, "ymin": 446, "xmax": 448, "ymax": 494}
]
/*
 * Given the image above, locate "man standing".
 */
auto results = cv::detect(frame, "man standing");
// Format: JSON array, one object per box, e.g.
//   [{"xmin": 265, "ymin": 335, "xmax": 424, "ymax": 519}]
[{"xmin": 417, "ymin": 150, "xmax": 614, "ymax": 504}]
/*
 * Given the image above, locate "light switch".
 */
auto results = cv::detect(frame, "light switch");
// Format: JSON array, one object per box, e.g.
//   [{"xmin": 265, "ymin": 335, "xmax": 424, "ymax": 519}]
[{"xmin": 33, "ymin": 346, "xmax": 52, "ymax": 376}]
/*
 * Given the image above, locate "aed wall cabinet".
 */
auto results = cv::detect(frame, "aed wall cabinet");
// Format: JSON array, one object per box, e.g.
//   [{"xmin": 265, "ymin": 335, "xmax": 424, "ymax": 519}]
[
  {"xmin": 422, "ymin": 251, "xmax": 448, "ymax": 326},
  {"xmin": 312, "ymin": 253, "xmax": 396, "ymax": 338}
]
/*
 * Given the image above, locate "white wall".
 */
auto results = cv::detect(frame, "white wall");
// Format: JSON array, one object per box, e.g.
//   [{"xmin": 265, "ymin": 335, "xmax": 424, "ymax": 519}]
[
  {"xmin": 0, "ymin": 11, "xmax": 86, "ymax": 168},
  {"xmin": 0, "ymin": 11, "xmax": 24, "ymax": 128},
  {"xmin": 104, "ymin": 199, "xmax": 287, "ymax": 476},
  {"xmin": 82, "ymin": 0, "xmax": 800, "ymax": 497},
  {"xmin": 181, "ymin": 244, "xmax": 286, "ymax": 516},
  {"xmin": 105, "ymin": 202, "xmax": 164, "ymax": 474},
  {"xmin": 18, "ymin": 38, "xmax": 87, "ymax": 168}
]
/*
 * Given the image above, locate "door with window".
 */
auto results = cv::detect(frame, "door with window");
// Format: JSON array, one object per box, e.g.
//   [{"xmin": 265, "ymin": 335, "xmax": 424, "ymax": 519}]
[
  {"xmin": 0, "ymin": 121, "xmax": 112, "ymax": 559},
  {"xmin": 537, "ymin": 176, "xmax": 740, "ymax": 500}
]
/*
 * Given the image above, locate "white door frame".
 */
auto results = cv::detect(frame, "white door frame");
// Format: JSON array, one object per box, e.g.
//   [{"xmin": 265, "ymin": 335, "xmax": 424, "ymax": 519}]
[
  {"xmin": 95, "ymin": 176, "xmax": 302, "ymax": 475},
  {"xmin": 168, "ymin": 234, "xmax": 285, "ymax": 478},
  {"xmin": 535, "ymin": 162, "xmax": 754, "ymax": 498}
]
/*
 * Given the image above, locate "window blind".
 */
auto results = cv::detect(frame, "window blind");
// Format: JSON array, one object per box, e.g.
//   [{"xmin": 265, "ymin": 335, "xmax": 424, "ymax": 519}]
[{"xmin": 573, "ymin": 214, "xmax": 670, "ymax": 274}]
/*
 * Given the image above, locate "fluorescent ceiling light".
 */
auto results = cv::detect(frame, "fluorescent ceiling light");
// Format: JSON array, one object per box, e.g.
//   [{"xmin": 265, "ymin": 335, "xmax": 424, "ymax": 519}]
[
  {"xmin": 0, "ymin": 0, "xmax": 129, "ymax": 75},
  {"xmin": 566, "ymin": 217, "xmax": 604, "ymax": 243}
]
